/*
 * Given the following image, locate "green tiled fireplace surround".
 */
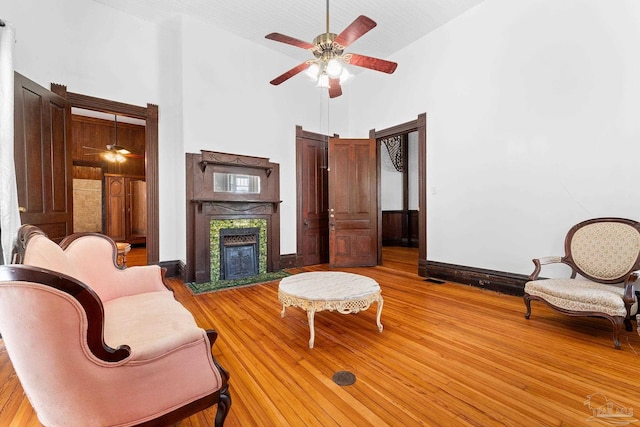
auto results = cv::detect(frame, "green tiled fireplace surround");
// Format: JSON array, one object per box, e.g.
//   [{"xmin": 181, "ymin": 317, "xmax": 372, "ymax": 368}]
[{"xmin": 210, "ymin": 218, "xmax": 268, "ymax": 281}]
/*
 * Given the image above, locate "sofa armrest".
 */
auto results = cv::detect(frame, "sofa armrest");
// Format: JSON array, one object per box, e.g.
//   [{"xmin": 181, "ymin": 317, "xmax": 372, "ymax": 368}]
[{"xmin": 0, "ymin": 264, "xmax": 131, "ymax": 362}]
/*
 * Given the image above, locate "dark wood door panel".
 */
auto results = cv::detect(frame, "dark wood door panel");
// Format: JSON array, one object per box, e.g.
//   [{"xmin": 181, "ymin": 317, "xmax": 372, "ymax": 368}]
[
  {"xmin": 296, "ymin": 127, "xmax": 329, "ymax": 266},
  {"xmin": 329, "ymin": 138, "xmax": 377, "ymax": 268},
  {"xmin": 50, "ymin": 102, "xmax": 69, "ymax": 213},
  {"xmin": 14, "ymin": 73, "xmax": 72, "ymax": 242}
]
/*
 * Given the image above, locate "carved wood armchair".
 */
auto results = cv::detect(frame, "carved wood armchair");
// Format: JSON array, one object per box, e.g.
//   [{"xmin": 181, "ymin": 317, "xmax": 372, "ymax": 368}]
[
  {"xmin": 0, "ymin": 225, "xmax": 231, "ymax": 426},
  {"xmin": 524, "ymin": 217, "xmax": 640, "ymax": 349}
]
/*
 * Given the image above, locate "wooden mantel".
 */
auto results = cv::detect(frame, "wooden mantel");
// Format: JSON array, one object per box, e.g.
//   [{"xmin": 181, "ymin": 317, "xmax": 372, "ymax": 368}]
[{"xmin": 185, "ymin": 150, "xmax": 281, "ymax": 284}]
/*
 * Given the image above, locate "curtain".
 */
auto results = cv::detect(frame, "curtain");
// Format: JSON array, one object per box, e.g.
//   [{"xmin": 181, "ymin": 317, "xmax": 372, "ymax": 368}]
[{"xmin": 0, "ymin": 20, "xmax": 20, "ymax": 264}]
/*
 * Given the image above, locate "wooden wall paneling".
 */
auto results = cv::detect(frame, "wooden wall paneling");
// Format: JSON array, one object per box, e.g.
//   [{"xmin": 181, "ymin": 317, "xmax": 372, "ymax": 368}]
[
  {"xmin": 381, "ymin": 211, "xmax": 403, "ymax": 246},
  {"xmin": 71, "ymin": 115, "xmax": 145, "ymax": 177}
]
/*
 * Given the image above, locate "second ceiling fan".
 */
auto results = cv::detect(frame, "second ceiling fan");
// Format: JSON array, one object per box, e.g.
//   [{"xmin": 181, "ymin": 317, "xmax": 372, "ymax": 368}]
[{"xmin": 266, "ymin": 0, "xmax": 397, "ymax": 98}]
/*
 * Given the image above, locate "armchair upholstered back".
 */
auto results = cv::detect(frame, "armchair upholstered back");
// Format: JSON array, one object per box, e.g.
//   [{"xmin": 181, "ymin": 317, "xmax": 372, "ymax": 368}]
[{"xmin": 568, "ymin": 221, "xmax": 640, "ymax": 282}]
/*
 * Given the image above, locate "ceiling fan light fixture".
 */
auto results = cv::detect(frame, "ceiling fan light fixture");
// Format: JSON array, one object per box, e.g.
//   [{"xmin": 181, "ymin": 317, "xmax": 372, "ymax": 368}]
[
  {"xmin": 107, "ymin": 144, "xmax": 131, "ymax": 155},
  {"xmin": 317, "ymin": 73, "xmax": 330, "ymax": 88},
  {"xmin": 339, "ymin": 67, "xmax": 353, "ymax": 85},
  {"xmin": 326, "ymin": 58, "xmax": 343, "ymax": 78},
  {"xmin": 305, "ymin": 62, "xmax": 321, "ymax": 81}
]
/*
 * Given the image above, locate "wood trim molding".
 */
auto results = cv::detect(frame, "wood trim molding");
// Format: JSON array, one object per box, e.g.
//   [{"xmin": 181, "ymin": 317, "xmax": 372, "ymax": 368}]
[
  {"xmin": 158, "ymin": 260, "xmax": 185, "ymax": 279},
  {"xmin": 424, "ymin": 260, "xmax": 528, "ymax": 296},
  {"xmin": 145, "ymin": 104, "xmax": 159, "ymax": 264},
  {"xmin": 279, "ymin": 253, "xmax": 299, "ymax": 269},
  {"xmin": 65, "ymin": 92, "xmax": 148, "ymax": 118}
]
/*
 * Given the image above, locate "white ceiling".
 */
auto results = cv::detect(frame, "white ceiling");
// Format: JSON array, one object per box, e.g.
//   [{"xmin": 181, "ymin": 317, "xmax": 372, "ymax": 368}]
[{"xmin": 92, "ymin": 0, "xmax": 485, "ymax": 62}]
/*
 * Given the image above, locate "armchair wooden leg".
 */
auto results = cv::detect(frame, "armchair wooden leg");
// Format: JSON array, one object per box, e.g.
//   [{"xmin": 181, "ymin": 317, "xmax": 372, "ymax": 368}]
[
  {"xmin": 611, "ymin": 316, "xmax": 624, "ymax": 350},
  {"xmin": 523, "ymin": 293, "xmax": 532, "ymax": 319}
]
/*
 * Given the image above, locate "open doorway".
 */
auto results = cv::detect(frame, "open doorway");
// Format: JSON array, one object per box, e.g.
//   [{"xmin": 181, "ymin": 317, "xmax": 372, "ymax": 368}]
[
  {"xmin": 379, "ymin": 131, "xmax": 419, "ymax": 248},
  {"xmin": 57, "ymin": 89, "xmax": 159, "ymax": 264},
  {"xmin": 370, "ymin": 113, "xmax": 427, "ymax": 276},
  {"xmin": 71, "ymin": 109, "xmax": 146, "ymax": 247}
]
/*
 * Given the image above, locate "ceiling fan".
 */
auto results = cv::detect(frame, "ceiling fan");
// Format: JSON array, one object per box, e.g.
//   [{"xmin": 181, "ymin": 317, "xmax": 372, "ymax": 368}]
[
  {"xmin": 82, "ymin": 115, "xmax": 143, "ymax": 163},
  {"xmin": 266, "ymin": 0, "xmax": 397, "ymax": 98},
  {"xmin": 83, "ymin": 144, "xmax": 143, "ymax": 163}
]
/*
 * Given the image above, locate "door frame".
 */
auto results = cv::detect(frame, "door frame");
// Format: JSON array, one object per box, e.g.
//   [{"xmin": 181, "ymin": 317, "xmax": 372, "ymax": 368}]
[
  {"xmin": 370, "ymin": 113, "xmax": 427, "ymax": 276},
  {"xmin": 52, "ymin": 88, "xmax": 159, "ymax": 264}
]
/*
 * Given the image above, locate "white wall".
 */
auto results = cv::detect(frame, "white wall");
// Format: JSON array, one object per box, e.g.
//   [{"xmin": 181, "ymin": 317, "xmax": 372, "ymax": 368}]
[
  {"xmin": 349, "ymin": 0, "xmax": 640, "ymax": 274},
  {"xmin": 6, "ymin": 0, "xmax": 158, "ymax": 108},
  {"xmin": 8, "ymin": 0, "xmax": 640, "ymax": 276}
]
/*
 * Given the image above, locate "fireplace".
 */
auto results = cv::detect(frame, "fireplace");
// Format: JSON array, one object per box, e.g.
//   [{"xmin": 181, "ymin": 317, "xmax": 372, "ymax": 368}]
[
  {"xmin": 219, "ymin": 227, "xmax": 260, "ymax": 280},
  {"xmin": 186, "ymin": 150, "xmax": 280, "ymax": 284}
]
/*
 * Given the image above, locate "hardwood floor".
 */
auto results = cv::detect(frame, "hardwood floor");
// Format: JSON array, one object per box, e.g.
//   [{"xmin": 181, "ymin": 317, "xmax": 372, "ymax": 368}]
[{"xmin": 1, "ymin": 247, "xmax": 640, "ymax": 426}]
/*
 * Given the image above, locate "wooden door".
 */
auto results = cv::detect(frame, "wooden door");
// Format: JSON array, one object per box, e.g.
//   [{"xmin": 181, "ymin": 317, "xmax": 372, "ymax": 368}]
[
  {"xmin": 14, "ymin": 73, "xmax": 72, "ymax": 242},
  {"xmin": 128, "ymin": 179, "xmax": 147, "ymax": 243},
  {"xmin": 104, "ymin": 175, "xmax": 126, "ymax": 241},
  {"xmin": 296, "ymin": 127, "xmax": 329, "ymax": 265},
  {"xmin": 328, "ymin": 138, "xmax": 378, "ymax": 267}
]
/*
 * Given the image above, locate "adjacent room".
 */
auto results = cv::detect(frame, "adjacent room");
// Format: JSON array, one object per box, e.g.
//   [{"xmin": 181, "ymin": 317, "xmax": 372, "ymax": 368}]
[{"xmin": 1, "ymin": 0, "xmax": 640, "ymax": 425}]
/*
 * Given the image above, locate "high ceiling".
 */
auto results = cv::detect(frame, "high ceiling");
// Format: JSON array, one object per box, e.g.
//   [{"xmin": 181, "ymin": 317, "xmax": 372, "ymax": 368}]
[{"xmin": 92, "ymin": 0, "xmax": 485, "ymax": 62}]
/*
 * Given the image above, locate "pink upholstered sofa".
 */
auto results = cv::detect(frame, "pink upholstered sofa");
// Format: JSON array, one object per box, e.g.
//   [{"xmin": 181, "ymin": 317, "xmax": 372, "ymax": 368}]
[{"xmin": 0, "ymin": 225, "xmax": 231, "ymax": 426}]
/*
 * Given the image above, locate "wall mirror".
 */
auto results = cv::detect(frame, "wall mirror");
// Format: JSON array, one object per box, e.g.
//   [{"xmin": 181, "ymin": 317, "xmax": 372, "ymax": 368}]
[{"xmin": 214, "ymin": 172, "xmax": 261, "ymax": 194}]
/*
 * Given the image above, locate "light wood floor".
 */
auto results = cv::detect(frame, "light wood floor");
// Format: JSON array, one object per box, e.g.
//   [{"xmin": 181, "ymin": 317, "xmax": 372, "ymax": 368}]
[{"xmin": 1, "ymin": 247, "xmax": 640, "ymax": 426}]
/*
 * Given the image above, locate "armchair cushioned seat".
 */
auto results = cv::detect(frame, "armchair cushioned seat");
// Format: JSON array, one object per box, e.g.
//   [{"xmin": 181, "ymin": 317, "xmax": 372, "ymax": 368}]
[
  {"xmin": 0, "ymin": 225, "xmax": 231, "ymax": 426},
  {"xmin": 526, "ymin": 279, "xmax": 637, "ymax": 317},
  {"xmin": 524, "ymin": 217, "xmax": 640, "ymax": 349}
]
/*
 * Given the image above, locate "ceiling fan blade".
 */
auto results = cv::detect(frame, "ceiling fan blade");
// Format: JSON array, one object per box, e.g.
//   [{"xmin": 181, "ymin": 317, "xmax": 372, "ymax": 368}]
[
  {"xmin": 82, "ymin": 146, "xmax": 106, "ymax": 152},
  {"xmin": 334, "ymin": 15, "xmax": 377, "ymax": 48},
  {"xmin": 328, "ymin": 78, "xmax": 342, "ymax": 98},
  {"xmin": 265, "ymin": 33, "xmax": 316, "ymax": 50},
  {"xmin": 126, "ymin": 153, "xmax": 145, "ymax": 159},
  {"xmin": 344, "ymin": 53, "xmax": 397, "ymax": 74},
  {"xmin": 270, "ymin": 62, "xmax": 311, "ymax": 86}
]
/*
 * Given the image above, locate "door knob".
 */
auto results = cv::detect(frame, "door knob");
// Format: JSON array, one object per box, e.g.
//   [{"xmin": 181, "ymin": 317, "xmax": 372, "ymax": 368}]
[{"xmin": 18, "ymin": 206, "xmax": 26, "ymax": 212}]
